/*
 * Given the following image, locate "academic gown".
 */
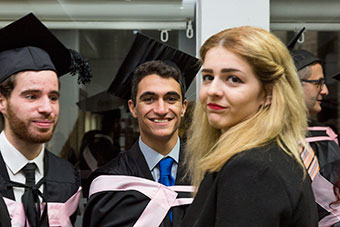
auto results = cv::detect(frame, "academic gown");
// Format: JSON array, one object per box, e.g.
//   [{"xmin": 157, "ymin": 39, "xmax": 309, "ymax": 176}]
[
  {"xmin": 0, "ymin": 149, "xmax": 81, "ymax": 226},
  {"xmin": 83, "ymin": 141, "xmax": 191, "ymax": 227},
  {"xmin": 308, "ymin": 120, "xmax": 340, "ymax": 226},
  {"xmin": 0, "ymin": 194, "xmax": 10, "ymax": 227},
  {"xmin": 181, "ymin": 142, "xmax": 318, "ymax": 227}
]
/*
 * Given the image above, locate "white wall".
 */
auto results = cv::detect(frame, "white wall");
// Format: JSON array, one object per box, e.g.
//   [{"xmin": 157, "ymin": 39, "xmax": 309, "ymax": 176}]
[
  {"xmin": 195, "ymin": 0, "xmax": 270, "ymax": 95},
  {"xmin": 197, "ymin": 0, "xmax": 270, "ymax": 46}
]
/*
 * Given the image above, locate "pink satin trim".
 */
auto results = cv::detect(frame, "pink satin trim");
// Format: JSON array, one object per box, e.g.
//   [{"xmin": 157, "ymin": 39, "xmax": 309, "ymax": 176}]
[
  {"xmin": 3, "ymin": 187, "xmax": 81, "ymax": 227},
  {"xmin": 312, "ymin": 173, "xmax": 340, "ymax": 226},
  {"xmin": 308, "ymin": 126, "xmax": 339, "ymax": 145},
  {"xmin": 89, "ymin": 175, "xmax": 194, "ymax": 227}
]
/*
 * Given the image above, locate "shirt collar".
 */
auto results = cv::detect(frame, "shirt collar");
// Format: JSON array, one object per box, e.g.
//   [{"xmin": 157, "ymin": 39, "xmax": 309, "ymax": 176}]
[
  {"xmin": 0, "ymin": 131, "xmax": 45, "ymax": 175},
  {"xmin": 139, "ymin": 136, "xmax": 180, "ymax": 172}
]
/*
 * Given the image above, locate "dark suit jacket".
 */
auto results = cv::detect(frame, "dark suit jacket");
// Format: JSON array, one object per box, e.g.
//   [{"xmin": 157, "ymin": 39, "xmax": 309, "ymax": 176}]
[
  {"xmin": 0, "ymin": 150, "xmax": 80, "ymax": 226},
  {"xmin": 83, "ymin": 141, "xmax": 191, "ymax": 227},
  {"xmin": 181, "ymin": 142, "xmax": 318, "ymax": 227}
]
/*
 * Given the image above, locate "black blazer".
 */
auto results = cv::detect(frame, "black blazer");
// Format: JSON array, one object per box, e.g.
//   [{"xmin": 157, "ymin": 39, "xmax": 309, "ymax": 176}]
[
  {"xmin": 181, "ymin": 142, "xmax": 318, "ymax": 227},
  {"xmin": 83, "ymin": 141, "xmax": 191, "ymax": 227}
]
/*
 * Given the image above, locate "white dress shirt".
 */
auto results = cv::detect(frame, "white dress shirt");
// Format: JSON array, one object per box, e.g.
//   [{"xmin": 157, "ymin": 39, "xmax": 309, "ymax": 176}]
[
  {"xmin": 0, "ymin": 131, "xmax": 44, "ymax": 201},
  {"xmin": 139, "ymin": 136, "xmax": 180, "ymax": 182}
]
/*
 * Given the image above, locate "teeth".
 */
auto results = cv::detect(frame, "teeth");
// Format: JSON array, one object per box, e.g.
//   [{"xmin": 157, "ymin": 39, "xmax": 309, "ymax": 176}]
[{"xmin": 154, "ymin": 119, "xmax": 168, "ymax": 123}]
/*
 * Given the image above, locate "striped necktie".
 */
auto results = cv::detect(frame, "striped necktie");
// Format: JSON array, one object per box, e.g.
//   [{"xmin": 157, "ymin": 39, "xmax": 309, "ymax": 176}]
[{"xmin": 300, "ymin": 144, "xmax": 320, "ymax": 181}]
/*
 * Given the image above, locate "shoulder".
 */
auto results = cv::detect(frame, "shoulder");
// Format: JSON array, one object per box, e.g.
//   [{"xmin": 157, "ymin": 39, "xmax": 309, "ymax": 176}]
[
  {"xmin": 226, "ymin": 143, "xmax": 299, "ymax": 169},
  {"xmin": 45, "ymin": 150, "xmax": 74, "ymax": 171},
  {"xmin": 308, "ymin": 119, "xmax": 325, "ymax": 127},
  {"xmin": 219, "ymin": 143, "xmax": 305, "ymax": 189},
  {"xmin": 90, "ymin": 142, "xmax": 141, "ymax": 180},
  {"xmin": 45, "ymin": 150, "xmax": 79, "ymax": 184}
]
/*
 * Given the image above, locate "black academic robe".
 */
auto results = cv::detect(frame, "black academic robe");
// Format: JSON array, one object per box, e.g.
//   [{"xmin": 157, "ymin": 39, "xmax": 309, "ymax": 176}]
[
  {"xmin": 308, "ymin": 120, "xmax": 340, "ymax": 226},
  {"xmin": 0, "ymin": 149, "xmax": 81, "ymax": 226},
  {"xmin": 181, "ymin": 142, "xmax": 318, "ymax": 227},
  {"xmin": 0, "ymin": 194, "xmax": 10, "ymax": 227},
  {"xmin": 83, "ymin": 141, "xmax": 191, "ymax": 227}
]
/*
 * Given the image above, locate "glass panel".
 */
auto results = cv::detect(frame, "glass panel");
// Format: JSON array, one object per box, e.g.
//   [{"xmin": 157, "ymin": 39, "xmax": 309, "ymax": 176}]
[
  {"xmin": 45, "ymin": 29, "xmax": 195, "ymax": 164},
  {"xmin": 272, "ymin": 30, "xmax": 340, "ymax": 136}
]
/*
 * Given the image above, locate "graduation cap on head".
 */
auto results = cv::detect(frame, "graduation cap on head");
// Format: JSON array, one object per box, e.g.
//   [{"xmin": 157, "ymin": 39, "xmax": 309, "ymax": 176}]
[
  {"xmin": 0, "ymin": 13, "xmax": 92, "ymax": 84},
  {"xmin": 287, "ymin": 27, "xmax": 340, "ymax": 80},
  {"xmin": 107, "ymin": 32, "xmax": 201, "ymax": 100},
  {"xmin": 287, "ymin": 27, "xmax": 321, "ymax": 71}
]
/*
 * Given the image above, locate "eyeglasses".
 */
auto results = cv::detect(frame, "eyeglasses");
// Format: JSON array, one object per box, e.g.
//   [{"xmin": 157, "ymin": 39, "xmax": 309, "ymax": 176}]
[{"xmin": 301, "ymin": 78, "xmax": 326, "ymax": 89}]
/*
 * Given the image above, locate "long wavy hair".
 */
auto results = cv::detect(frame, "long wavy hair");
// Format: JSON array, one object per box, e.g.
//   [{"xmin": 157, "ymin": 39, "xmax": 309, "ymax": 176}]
[{"xmin": 185, "ymin": 26, "xmax": 308, "ymax": 188}]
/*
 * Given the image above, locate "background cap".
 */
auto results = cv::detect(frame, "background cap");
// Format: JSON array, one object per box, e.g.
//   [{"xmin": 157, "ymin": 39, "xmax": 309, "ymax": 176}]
[
  {"xmin": 107, "ymin": 32, "xmax": 200, "ymax": 100},
  {"xmin": 287, "ymin": 27, "xmax": 321, "ymax": 71},
  {"xmin": 291, "ymin": 49, "xmax": 321, "ymax": 71}
]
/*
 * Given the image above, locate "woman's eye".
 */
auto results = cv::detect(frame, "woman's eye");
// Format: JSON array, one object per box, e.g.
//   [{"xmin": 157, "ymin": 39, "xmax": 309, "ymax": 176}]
[
  {"xmin": 227, "ymin": 75, "xmax": 242, "ymax": 83},
  {"xmin": 202, "ymin": 74, "xmax": 214, "ymax": 81}
]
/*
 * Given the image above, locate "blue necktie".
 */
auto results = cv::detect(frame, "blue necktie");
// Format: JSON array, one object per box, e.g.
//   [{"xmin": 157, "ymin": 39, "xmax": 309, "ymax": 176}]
[{"xmin": 158, "ymin": 157, "xmax": 175, "ymax": 221}]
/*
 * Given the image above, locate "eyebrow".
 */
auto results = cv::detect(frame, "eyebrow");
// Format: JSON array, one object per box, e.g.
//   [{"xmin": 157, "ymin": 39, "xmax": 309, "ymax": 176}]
[
  {"xmin": 139, "ymin": 91, "xmax": 181, "ymax": 99},
  {"xmin": 139, "ymin": 91, "xmax": 157, "ymax": 99},
  {"xmin": 201, "ymin": 68, "xmax": 241, "ymax": 73},
  {"xmin": 21, "ymin": 89, "xmax": 60, "ymax": 96},
  {"xmin": 165, "ymin": 91, "xmax": 181, "ymax": 99}
]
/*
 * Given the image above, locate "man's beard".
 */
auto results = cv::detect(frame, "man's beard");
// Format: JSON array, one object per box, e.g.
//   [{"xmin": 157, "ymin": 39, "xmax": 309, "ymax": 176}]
[{"xmin": 6, "ymin": 103, "xmax": 57, "ymax": 144}]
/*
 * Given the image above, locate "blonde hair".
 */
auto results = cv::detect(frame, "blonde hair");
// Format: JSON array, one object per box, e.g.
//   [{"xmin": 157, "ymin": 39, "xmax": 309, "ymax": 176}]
[{"xmin": 185, "ymin": 26, "xmax": 308, "ymax": 188}]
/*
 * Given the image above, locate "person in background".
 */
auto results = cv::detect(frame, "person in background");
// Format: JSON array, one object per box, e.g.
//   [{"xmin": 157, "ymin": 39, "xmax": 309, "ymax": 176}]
[
  {"xmin": 83, "ymin": 33, "xmax": 200, "ymax": 227},
  {"xmin": 0, "ymin": 13, "xmax": 91, "ymax": 226},
  {"xmin": 181, "ymin": 26, "xmax": 318, "ymax": 227},
  {"xmin": 77, "ymin": 109, "xmax": 122, "ymax": 197},
  {"xmin": 289, "ymin": 29, "xmax": 340, "ymax": 226},
  {"xmin": 295, "ymin": 51, "xmax": 340, "ymax": 225}
]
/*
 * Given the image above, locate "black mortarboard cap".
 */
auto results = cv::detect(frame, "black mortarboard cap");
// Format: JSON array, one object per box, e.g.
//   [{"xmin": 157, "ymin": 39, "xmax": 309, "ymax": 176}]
[
  {"xmin": 287, "ymin": 27, "xmax": 321, "ymax": 71},
  {"xmin": 0, "ymin": 13, "xmax": 92, "ymax": 84},
  {"xmin": 77, "ymin": 91, "xmax": 125, "ymax": 113},
  {"xmin": 107, "ymin": 32, "xmax": 200, "ymax": 100},
  {"xmin": 332, "ymin": 72, "xmax": 340, "ymax": 81},
  {"xmin": 291, "ymin": 49, "xmax": 321, "ymax": 71}
]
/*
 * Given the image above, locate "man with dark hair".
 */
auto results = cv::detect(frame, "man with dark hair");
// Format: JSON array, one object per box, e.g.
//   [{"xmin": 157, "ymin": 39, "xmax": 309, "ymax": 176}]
[
  {"xmin": 290, "ymin": 31, "xmax": 340, "ymax": 226},
  {"xmin": 0, "ymin": 13, "xmax": 91, "ymax": 226},
  {"xmin": 84, "ymin": 33, "xmax": 200, "ymax": 227}
]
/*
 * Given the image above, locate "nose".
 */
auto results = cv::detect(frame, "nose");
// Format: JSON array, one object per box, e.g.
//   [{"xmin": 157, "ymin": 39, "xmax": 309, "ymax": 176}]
[
  {"xmin": 37, "ymin": 96, "xmax": 53, "ymax": 115},
  {"xmin": 207, "ymin": 78, "xmax": 223, "ymax": 97},
  {"xmin": 320, "ymin": 83, "xmax": 329, "ymax": 96},
  {"xmin": 154, "ymin": 99, "xmax": 168, "ymax": 116}
]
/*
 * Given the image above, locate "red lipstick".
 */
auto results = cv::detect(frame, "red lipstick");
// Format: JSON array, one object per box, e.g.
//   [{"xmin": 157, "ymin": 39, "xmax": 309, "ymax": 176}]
[{"xmin": 208, "ymin": 103, "xmax": 225, "ymax": 110}]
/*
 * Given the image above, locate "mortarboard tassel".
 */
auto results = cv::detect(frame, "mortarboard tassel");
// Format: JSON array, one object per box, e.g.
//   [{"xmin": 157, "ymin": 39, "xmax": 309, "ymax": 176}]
[{"xmin": 69, "ymin": 49, "xmax": 92, "ymax": 84}]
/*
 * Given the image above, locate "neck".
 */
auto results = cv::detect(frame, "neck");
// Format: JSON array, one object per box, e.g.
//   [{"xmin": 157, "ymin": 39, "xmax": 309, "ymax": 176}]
[
  {"xmin": 141, "ymin": 134, "xmax": 178, "ymax": 156},
  {"xmin": 4, "ymin": 129, "xmax": 43, "ymax": 160}
]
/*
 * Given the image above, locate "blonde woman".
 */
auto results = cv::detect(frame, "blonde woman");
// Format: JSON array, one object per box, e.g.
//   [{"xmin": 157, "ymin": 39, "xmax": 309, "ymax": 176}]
[{"xmin": 181, "ymin": 27, "xmax": 318, "ymax": 227}]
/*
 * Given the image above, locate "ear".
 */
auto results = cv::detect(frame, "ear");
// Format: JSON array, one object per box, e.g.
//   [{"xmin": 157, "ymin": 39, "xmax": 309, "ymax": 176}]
[
  {"xmin": 0, "ymin": 94, "xmax": 8, "ymax": 117},
  {"xmin": 180, "ymin": 99, "xmax": 188, "ymax": 117},
  {"xmin": 261, "ymin": 85, "xmax": 273, "ymax": 107},
  {"xmin": 128, "ymin": 99, "xmax": 138, "ymax": 118},
  {"xmin": 264, "ymin": 95, "xmax": 272, "ymax": 107}
]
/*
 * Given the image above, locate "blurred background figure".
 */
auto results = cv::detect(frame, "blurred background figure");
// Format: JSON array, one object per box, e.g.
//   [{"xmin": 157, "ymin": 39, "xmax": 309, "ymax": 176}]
[{"xmin": 77, "ymin": 109, "xmax": 122, "ymax": 197}]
